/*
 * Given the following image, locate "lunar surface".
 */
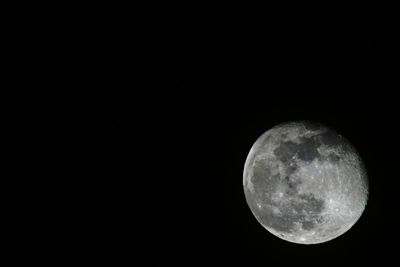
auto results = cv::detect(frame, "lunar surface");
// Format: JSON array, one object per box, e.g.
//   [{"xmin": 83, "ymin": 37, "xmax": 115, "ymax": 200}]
[{"xmin": 243, "ymin": 121, "xmax": 368, "ymax": 244}]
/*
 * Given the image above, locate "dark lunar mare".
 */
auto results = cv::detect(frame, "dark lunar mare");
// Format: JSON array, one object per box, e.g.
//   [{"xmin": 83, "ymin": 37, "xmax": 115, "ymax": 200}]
[
  {"xmin": 272, "ymin": 141, "xmax": 299, "ymax": 178},
  {"xmin": 318, "ymin": 130, "xmax": 354, "ymax": 154},
  {"xmin": 273, "ymin": 141, "xmax": 298, "ymax": 164},
  {"xmin": 274, "ymin": 127, "xmax": 353, "ymax": 167},
  {"xmin": 248, "ymin": 158, "xmax": 325, "ymax": 233},
  {"xmin": 273, "ymin": 135, "xmax": 322, "ymax": 165},
  {"xmin": 296, "ymin": 136, "xmax": 321, "ymax": 162}
]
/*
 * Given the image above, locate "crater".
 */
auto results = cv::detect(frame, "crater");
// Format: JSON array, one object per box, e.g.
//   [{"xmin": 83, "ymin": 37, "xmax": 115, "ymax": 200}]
[
  {"xmin": 283, "ymin": 176, "xmax": 301, "ymax": 196},
  {"xmin": 286, "ymin": 163, "xmax": 297, "ymax": 175},
  {"xmin": 328, "ymin": 153, "xmax": 341, "ymax": 162},
  {"xmin": 301, "ymin": 219, "xmax": 316, "ymax": 230}
]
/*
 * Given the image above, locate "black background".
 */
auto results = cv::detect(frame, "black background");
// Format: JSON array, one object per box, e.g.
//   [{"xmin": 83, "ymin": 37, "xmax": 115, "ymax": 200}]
[{"xmin": 46, "ymin": 1, "xmax": 398, "ymax": 265}]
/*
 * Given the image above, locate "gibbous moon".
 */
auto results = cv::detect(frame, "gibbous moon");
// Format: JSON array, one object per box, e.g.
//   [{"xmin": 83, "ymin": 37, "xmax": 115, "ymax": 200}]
[{"xmin": 243, "ymin": 121, "xmax": 368, "ymax": 244}]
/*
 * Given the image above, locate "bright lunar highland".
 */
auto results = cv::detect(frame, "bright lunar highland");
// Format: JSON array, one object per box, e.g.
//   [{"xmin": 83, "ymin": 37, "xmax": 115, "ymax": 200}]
[{"xmin": 243, "ymin": 121, "xmax": 368, "ymax": 244}]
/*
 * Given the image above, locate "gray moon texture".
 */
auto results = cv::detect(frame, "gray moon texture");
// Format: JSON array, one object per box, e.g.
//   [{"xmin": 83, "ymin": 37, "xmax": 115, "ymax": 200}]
[{"xmin": 243, "ymin": 121, "xmax": 368, "ymax": 244}]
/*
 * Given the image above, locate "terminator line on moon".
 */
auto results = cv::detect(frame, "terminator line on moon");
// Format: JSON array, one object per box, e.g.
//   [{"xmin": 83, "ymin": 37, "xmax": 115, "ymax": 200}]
[{"xmin": 243, "ymin": 121, "xmax": 368, "ymax": 244}]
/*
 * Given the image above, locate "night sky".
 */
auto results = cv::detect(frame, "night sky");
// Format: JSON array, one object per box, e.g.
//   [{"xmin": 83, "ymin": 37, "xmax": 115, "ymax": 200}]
[{"xmin": 45, "ymin": 1, "xmax": 398, "ymax": 265}]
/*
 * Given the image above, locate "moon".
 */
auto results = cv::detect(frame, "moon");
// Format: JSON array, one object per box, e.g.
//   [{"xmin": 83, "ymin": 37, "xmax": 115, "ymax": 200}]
[{"xmin": 243, "ymin": 121, "xmax": 368, "ymax": 244}]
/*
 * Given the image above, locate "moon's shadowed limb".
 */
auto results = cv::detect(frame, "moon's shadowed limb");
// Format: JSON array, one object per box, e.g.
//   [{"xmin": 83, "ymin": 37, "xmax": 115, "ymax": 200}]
[{"xmin": 243, "ymin": 121, "xmax": 368, "ymax": 244}]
